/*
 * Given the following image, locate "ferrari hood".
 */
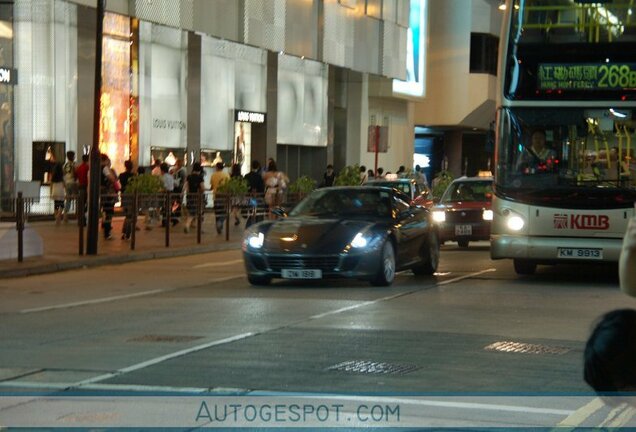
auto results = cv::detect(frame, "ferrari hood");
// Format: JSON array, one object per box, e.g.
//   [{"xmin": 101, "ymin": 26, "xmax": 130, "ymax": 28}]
[{"xmin": 263, "ymin": 217, "xmax": 374, "ymax": 254}]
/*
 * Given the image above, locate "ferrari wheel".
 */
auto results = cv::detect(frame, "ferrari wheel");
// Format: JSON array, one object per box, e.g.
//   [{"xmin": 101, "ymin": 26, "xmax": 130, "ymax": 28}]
[
  {"xmin": 247, "ymin": 274, "xmax": 272, "ymax": 286},
  {"xmin": 371, "ymin": 240, "xmax": 395, "ymax": 286},
  {"xmin": 412, "ymin": 230, "xmax": 439, "ymax": 276}
]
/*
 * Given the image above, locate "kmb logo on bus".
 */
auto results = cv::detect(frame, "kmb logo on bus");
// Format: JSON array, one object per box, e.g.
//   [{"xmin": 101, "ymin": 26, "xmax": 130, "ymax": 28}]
[{"xmin": 553, "ymin": 214, "xmax": 609, "ymax": 230}]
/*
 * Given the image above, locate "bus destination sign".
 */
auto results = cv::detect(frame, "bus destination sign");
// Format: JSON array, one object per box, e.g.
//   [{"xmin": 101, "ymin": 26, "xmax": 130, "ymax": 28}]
[{"xmin": 538, "ymin": 63, "xmax": 636, "ymax": 91}]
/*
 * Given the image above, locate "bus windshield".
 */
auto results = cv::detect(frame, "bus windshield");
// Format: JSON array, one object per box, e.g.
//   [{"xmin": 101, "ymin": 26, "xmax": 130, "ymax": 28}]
[
  {"xmin": 505, "ymin": 0, "xmax": 636, "ymax": 101},
  {"xmin": 496, "ymin": 107, "xmax": 636, "ymax": 208}
]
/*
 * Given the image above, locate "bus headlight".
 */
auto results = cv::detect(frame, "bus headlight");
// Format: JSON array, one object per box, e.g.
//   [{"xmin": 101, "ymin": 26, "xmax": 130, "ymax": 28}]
[
  {"xmin": 482, "ymin": 210, "xmax": 494, "ymax": 221},
  {"xmin": 506, "ymin": 215, "xmax": 525, "ymax": 231},
  {"xmin": 432, "ymin": 211, "xmax": 446, "ymax": 223}
]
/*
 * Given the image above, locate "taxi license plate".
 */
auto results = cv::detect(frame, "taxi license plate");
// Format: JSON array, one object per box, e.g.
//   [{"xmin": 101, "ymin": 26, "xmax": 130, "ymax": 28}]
[
  {"xmin": 455, "ymin": 225, "xmax": 472, "ymax": 236},
  {"xmin": 281, "ymin": 269, "xmax": 322, "ymax": 279},
  {"xmin": 557, "ymin": 248, "xmax": 603, "ymax": 260}
]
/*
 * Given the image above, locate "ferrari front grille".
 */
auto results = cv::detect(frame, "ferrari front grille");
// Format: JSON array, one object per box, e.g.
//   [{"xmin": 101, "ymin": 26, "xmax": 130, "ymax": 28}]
[{"xmin": 267, "ymin": 256, "xmax": 340, "ymax": 272}]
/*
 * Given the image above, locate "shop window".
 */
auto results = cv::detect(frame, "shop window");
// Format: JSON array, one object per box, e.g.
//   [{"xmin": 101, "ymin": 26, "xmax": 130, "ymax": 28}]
[{"xmin": 470, "ymin": 33, "xmax": 498, "ymax": 76}]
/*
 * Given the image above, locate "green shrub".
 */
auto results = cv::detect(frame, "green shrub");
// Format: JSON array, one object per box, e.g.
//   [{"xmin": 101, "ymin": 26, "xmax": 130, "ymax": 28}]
[
  {"xmin": 431, "ymin": 170, "xmax": 454, "ymax": 200},
  {"xmin": 216, "ymin": 176, "xmax": 249, "ymax": 196},
  {"xmin": 288, "ymin": 176, "xmax": 317, "ymax": 194},
  {"xmin": 123, "ymin": 174, "xmax": 164, "ymax": 194},
  {"xmin": 334, "ymin": 164, "xmax": 361, "ymax": 186}
]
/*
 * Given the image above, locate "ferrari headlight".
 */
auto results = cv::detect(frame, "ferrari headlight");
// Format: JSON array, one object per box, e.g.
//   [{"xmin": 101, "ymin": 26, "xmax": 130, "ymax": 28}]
[
  {"xmin": 432, "ymin": 210, "xmax": 446, "ymax": 223},
  {"xmin": 245, "ymin": 232, "xmax": 264, "ymax": 249},
  {"xmin": 482, "ymin": 210, "xmax": 494, "ymax": 221},
  {"xmin": 351, "ymin": 232, "xmax": 369, "ymax": 248}
]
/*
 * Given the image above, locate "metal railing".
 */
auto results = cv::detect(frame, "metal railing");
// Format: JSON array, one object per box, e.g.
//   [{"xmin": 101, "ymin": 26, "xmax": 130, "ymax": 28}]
[{"xmin": 2, "ymin": 190, "xmax": 308, "ymax": 262}]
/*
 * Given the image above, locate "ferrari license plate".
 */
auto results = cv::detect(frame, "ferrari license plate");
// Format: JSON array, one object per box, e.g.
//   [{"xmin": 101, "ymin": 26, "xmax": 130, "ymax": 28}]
[
  {"xmin": 281, "ymin": 269, "xmax": 322, "ymax": 279},
  {"xmin": 455, "ymin": 224, "xmax": 472, "ymax": 236},
  {"xmin": 557, "ymin": 248, "xmax": 603, "ymax": 260}
]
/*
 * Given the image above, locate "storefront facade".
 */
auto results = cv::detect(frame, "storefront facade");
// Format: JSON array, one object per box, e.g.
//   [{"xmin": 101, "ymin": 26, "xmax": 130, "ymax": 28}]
[{"xmin": 1, "ymin": 0, "xmax": 411, "ymax": 206}]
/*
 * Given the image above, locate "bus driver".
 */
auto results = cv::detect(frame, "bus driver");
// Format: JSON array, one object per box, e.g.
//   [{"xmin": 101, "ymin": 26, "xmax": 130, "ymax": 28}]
[{"xmin": 516, "ymin": 129, "xmax": 557, "ymax": 173}]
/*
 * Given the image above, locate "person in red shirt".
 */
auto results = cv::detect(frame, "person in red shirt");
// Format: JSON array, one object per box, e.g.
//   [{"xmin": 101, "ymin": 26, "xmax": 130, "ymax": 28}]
[{"xmin": 75, "ymin": 154, "xmax": 89, "ymax": 219}]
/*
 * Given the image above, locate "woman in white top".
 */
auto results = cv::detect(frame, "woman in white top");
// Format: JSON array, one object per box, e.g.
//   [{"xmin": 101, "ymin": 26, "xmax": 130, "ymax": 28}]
[{"xmin": 262, "ymin": 159, "xmax": 288, "ymax": 216}]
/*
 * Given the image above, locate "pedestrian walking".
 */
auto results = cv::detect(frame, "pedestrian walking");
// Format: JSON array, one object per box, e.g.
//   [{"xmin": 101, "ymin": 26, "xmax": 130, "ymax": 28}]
[
  {"xmin": 49, "ymin": 153, "xmax": 65, "ymax": 225},
  {"xmin": 211, "ymin": 161, "xmax": 230, "ymax": 234},
  {"xmin": 62, "ymin": 151, "xmax": 77, "ymax": 223},
  {"xmin": 230, "ymin": 163, "xmax": 242, "ymax": 226},
  {"xmin": 320, "ymin": 164, "xmax": 336, "ymax": 187},
  {"xmin": 182, "ymin": 162, "xmax": 205, "ymax": 234},
  {"xmin": 262, "ymin": 159, "xmax": 288, "ymax": 217},
  {"xmin": 100, "ymin": 154, "xmax": 119, "ymax": 240},
  {"xmin": 75, "ymin": 154, "xmax": 89, "ymax": 222},
  {"xmin": 119, "ymin": 160, "xmax": 135, "ymax": 239}
]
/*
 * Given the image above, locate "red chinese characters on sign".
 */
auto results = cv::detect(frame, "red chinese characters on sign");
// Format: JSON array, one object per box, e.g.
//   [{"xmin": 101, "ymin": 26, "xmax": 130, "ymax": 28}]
[{"xmin": 553, "ymin": 214, "xmax": 610, "ymax": 230}]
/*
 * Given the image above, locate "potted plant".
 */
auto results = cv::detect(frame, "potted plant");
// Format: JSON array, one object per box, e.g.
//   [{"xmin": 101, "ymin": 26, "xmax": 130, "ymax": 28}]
[
  {"xmin": 334, "ymin": 164, "xmax": 361, "ymax": 186},
  {"xmin": 431, "ymin": 170, "xmax": 454, "ymax": 201}
]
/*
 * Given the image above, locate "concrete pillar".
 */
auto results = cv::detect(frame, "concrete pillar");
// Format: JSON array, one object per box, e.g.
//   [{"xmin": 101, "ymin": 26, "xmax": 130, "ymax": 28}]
[
  {"xmin": 444, "ymin": 131, "xmax": 463, "ymax": 177},
  {"xmin": 345, "ymin": 71, "xmax": 368, "ymax": 166},
  {"xmin": 186, "ymin": 32, "xmax": 201, "ymax": 163},
  {"xmin": 264, "ymin": 51, "xmax": 278, "ymax": 165}
]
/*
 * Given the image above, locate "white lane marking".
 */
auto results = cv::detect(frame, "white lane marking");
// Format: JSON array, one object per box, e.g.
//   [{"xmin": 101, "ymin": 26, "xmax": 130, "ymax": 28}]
[
  {"xmin": 437, "ymin": 268, "xmax": 497, "ymax": 286},
  {"xmin": 309, "ymin": 269, "xmax": 496, "ymax": 320},
  {"xmin": 0, "ymin": 382, "xmax": 574, "ymax": 417},
  {"xmin": 15, "ymin": 269, "xmax": 495, "ymax": 388},
  {"xmin": 20, "ymin": 289, "xmax": 165, "ymax": 314},
  {"xmin": 73, "ymin": 332, "xmax": 255, "ymax": 386},
  {"xmin": 0, "ymin": 381, "xmax": 72, "ymax": 390},
  {"xmin": 19, "ymin": 275, "xmax": 244, "ymax": 314},
  {"xmin": 192, "ymin": 259, "xmax": 244, "ymax": 269},
  {"xmin": 331, "ymin": 395, "xmax": 573, "ymax": 416}
]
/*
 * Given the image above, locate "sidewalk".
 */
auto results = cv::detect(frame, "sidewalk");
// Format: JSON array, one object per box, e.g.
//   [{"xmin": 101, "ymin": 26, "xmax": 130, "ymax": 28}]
[{"xmin": 0, "ymin": 215, "xmax": 245, "ymax": 279}]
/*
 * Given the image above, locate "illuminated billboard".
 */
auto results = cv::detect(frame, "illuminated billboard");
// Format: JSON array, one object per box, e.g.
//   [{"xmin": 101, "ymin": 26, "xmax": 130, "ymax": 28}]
[{"xmin": 393, "ymin": 0, "xmax": 427, "ymax": 97}]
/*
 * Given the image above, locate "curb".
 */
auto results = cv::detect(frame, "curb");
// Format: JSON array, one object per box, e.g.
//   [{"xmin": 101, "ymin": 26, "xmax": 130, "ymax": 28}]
[{"xmin": 0, "ymin": 242, "xmax": 243, "ymax": 279}]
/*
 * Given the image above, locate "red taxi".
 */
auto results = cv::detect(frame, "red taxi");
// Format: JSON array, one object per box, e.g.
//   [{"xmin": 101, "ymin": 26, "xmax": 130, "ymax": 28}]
[{"xmin": 431, "ymin": 176, "xmax": 494, "ymax": 247}]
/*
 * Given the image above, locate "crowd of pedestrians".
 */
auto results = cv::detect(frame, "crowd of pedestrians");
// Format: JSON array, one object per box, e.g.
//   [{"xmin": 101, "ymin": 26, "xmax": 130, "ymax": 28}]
[{"xmin": 46, "ymin": 151, "xmax": 436, "ymax": 241}]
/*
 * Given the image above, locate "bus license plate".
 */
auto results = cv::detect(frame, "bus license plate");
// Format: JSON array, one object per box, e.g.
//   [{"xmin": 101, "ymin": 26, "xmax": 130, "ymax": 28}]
[
  {"xmin": 455, "ymin": 225, "xmax": 472, "ymax": 236},
  {"xmin": 557, "ymin": 248, "xmax": 603, "ymax": 260},
  {"xmin": 281, "ymin": 269, "xmax": 322, "ymax": 279}
]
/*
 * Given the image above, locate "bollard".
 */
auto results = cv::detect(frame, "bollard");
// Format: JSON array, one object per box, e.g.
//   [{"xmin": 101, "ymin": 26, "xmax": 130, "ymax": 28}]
[
  {"xmin": 197, "ymin": 192, "xmax": 202, "ymax": 244},
  {"xmin": 131, "ymin": 192, "xmax": 138, "ymax": 250},
  {"xmin": 165, "ymin": 191, "xmax": 171, "ymax": 247},
  {"xmin": 225, "ymin": 194, "xmax": 230, "ymax": 241},
  {"xmin": 16, "ymin": 192, "xmax": 24, "ymax": 262},
  {"xmin": 78, "ymin": 194, "xmax": 84, "ymax": 256}
]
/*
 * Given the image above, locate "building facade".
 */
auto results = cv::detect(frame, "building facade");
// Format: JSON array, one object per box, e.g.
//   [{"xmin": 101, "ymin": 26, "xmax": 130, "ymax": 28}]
[
  {"xmin": 0, "ymin": 0, "xmax": 503, "ymax": 207},
  {"xmin": 0, "ymin": 0, "xmax": 421, "ymax": 207}
]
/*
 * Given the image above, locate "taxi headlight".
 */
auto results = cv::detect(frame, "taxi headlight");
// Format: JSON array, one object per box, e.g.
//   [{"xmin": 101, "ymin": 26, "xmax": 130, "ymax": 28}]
[
  {"xmin": 432, "ymin": 210, "xmax": 446, "ymax": 223},
  {"xmin": 507, "ymin": 215, "xmax": 525, "ymax": 231},
  {"xmin": 482, "ymin": 210, "xmax": 494, "ymax": 221},
  {"xmin": 245, "ymin": 232, "xmax": 265, "ymax": 249}
]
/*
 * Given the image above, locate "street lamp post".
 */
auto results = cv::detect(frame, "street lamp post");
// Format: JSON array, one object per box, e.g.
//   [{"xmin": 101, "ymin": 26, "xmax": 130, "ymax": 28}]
[{"xmin": 86, "ymin": 0, "xmax": 105, "ymax": 255}]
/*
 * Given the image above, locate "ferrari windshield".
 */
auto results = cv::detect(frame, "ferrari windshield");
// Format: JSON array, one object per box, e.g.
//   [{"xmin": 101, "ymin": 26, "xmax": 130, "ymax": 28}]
[
  {"xmin": 368, "ymin": 181, "xmax": 413, "ymax": 196},
  {"xmin": 290, "ymin": 188, "xmax": 393, "ymax": 218},
  {"xmin": 496, "ymin": 107, "xmax": 636, "ymax": 207}
]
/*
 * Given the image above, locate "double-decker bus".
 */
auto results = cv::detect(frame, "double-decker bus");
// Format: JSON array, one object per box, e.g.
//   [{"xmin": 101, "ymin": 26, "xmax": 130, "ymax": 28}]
[{"xmin": 491, "ymin": 0, "xmax": 636, "ymax": 274}]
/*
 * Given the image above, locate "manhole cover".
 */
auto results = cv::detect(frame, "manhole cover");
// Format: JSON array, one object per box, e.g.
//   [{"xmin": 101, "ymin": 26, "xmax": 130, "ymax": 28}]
[
  {"xmin": 326, "ymin": 360, "xmax": 420, "ymax": 375},
  {"xmin": 127, "ymin": 335, "xmax": 203, "ymax": 343},
  {"xmin": 484, "ymin": 341, "xmax": 570, "ymax": 355}
]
